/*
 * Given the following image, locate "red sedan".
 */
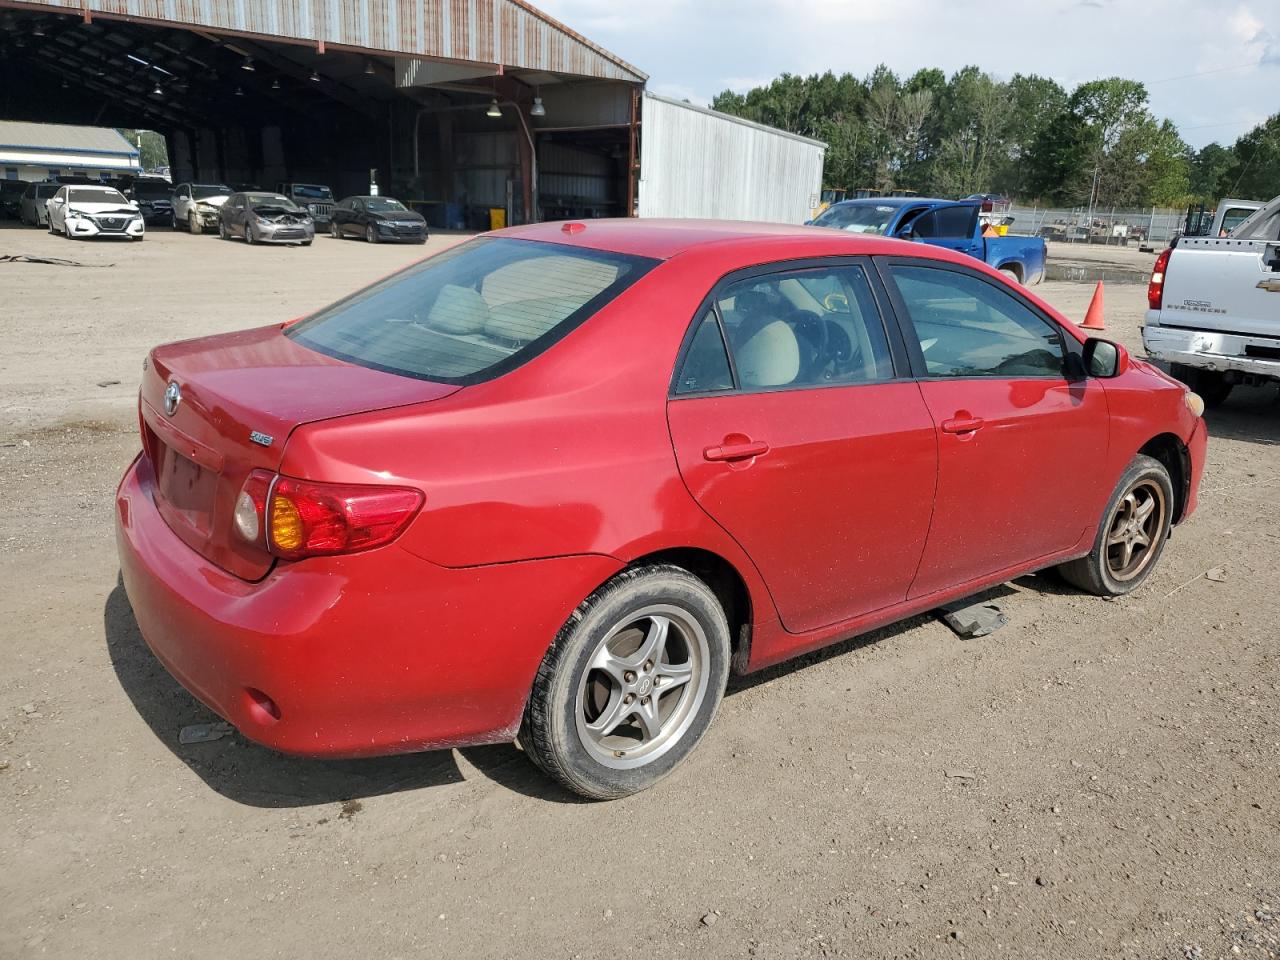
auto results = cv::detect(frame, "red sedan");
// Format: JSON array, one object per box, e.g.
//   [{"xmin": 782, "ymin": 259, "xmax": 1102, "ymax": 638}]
[{"xmin": 116, "ymin": 220, "xmax": 1207, "ymax": 799}]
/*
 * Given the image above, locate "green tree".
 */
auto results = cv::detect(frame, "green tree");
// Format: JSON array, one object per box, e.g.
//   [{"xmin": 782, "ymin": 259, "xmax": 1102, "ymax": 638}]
[
  {"xmin": 1224, "ymin": 114, "xmax": 1280, "ymax": 199},
  {"xmin": 1190, "ymin": 143, "xmax": 1236, "ymax": 201},
  {"xmin": 117, "ymin": 129, "xmax": 168, "ymax": 171}
]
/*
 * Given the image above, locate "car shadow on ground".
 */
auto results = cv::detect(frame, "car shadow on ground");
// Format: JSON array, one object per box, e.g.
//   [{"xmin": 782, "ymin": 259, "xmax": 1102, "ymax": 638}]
[
  {"xmin": 1202, "ymin": 383, "xmax": 1280, "ymax": 445},
  {"xmin": 104, "ymin": 577, "xmax": 468, "ymax": 808},
  {"xmin": 105, "ymin": 569, "xmax": 1080, "ymax": 807}
]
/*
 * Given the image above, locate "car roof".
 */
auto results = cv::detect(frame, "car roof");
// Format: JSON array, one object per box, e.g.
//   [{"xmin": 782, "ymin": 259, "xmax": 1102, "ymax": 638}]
[
  {"xmin": 490, "ymin": 217, "xmax": 968, "ymax": 261},
  {"xmin": 828, "ymin": 196, "xmax": 950, "ymax": 210}
]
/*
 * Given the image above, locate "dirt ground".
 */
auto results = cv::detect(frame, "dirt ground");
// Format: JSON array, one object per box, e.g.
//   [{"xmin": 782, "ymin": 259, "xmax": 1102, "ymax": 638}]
[{"xmin": 2, "ymin": 222, "xmax": 1278, "ymax": 960}]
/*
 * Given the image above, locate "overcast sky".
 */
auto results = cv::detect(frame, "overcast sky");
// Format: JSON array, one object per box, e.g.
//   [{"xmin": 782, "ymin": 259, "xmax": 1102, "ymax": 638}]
[{"xmin": 539, "ymin": 0, "xmax": 1279, "ymax": 149}]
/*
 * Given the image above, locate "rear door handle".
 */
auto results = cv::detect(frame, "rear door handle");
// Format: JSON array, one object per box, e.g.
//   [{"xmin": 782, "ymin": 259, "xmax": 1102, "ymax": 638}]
[
  {"xmin": 704, "ymin": 440, "xmax": 770, "ymax": 462},
  {"xmin": 941, "ymin": 416, "xmax": 984, "ymax": 435}
]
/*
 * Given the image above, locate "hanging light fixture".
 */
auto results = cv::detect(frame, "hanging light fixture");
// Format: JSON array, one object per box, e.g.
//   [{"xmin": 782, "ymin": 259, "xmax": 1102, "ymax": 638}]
[
  {"xmin": 530, "ymin": 96, "xmax": 546, "ymax": 118},
  {"xmin": 271, "ymin": 77, "xmax": 281, "ymax": 90},
  {"xmin": 241, "ymin": 57, "xmax": 255, "ymax": 72},
  {"xmin": 363, "ymin": 59, "xmax": 375, "ymax": 75},
  {"xmin": 153, "ymin": 81, "xmax": 163, "ymax": 96},
  {"xmin": 309, "ymin": 68, "xmax": 321, "ymax": 82},
  {"xmin": 235, "ymin": 86, "xmax": 244, "ymax": 96},
  {"xmin": 486, "ymin": 97, "xmax": 502, "ymax": 118},
  {"xmin": 32, "ymin": 23, "xmax": 46, "ymax": 36}
]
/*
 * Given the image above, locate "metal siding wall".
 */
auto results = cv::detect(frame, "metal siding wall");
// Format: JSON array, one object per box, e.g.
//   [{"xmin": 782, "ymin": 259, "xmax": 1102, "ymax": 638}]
[
  {"xmin": 637, "ymin": 94, "xmax": 825, "ymax": 224},
  {"xmin": 22, "ymin": 0, "xmax": 645, "ymax": 82},
  {"xmin": 539, "ymin": 141, "xmax": 612, "ymax": 204}
]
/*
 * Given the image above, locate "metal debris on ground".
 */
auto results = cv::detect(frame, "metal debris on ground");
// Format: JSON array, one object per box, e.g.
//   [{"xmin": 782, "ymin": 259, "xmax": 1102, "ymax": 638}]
[
  {"xmin": 937, "ymin": 599, "xmax": 1009, "ymax": 638},
  {"xmin": 0, "ymin": 254, "xmax": 115, "ymax": 267},
  {"xmin": 179, "ymin": 721, "xmax": 235, "ymax": 744}
]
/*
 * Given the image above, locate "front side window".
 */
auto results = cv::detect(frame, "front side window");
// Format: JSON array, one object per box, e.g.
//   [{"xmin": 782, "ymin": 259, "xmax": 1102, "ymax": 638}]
[
  {"xmin": 719, "ymin": 265, "xmax": 894, "ymax": 391},
  {"xmin": 288, "ymin": 238, "xmax": 656, "ymax": 383},
  {"xmin": 887, "ymin": 265, "xmax": 1067, "ymax": 378}
]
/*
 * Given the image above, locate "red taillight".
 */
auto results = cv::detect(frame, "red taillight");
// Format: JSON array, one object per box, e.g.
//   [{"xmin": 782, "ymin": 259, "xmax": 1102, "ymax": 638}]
[
  {"xmin": 265, "ymin": 476, "xmax": 424, "ymax": 560},
  {"xmin": 1148, "ymin": 247, "xmax": 1172, "ymax": 309}
]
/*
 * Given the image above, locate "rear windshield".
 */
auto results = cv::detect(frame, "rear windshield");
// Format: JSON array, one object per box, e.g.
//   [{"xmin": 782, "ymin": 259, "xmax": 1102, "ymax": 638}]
[{"xmin": 287, "ymin": 238, "xmax": 657, "ymax": 383}]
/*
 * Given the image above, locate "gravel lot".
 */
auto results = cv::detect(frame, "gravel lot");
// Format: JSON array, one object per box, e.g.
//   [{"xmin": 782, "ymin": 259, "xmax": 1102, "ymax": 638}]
[{"xmin": 2, "ymin": 223, "xmax": 1278, "ymax": 960}]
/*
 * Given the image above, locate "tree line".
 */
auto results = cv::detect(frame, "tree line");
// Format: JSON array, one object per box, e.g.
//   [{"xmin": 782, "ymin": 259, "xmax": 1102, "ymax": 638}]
[{"xmin": 711, "ymin": 68, "xmax": 1279, "ymax": 209}]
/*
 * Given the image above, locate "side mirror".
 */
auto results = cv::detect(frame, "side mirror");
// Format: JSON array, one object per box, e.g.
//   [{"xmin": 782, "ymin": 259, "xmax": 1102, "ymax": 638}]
[{"xmin": 1082, "ymin": 337, "xmax": 1128, "ymax": 378}]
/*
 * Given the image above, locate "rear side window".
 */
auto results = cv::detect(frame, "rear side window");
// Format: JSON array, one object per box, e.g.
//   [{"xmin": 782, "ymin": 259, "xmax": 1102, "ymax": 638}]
[
  {"xmin": 288, "ymin": 238, "xmax": 656, "ymax": 383},
  {"xmin": 911, "ymin": 206, "xmax": 977, "ymax": 238},
  {"xmin": 887, "ymin": 265, "xmax": 1066, "ymax": 378}
]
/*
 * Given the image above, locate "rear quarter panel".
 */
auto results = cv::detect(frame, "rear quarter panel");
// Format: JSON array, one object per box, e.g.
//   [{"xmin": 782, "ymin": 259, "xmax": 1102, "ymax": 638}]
[{"xmin": 986, "ymin": 236, "xmax": 1047, "ymax": 283}]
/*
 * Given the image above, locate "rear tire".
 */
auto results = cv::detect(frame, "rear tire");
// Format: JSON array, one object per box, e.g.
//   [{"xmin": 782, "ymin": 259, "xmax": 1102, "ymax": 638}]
[
  {"xmin": 1169, "ymin": 364, "xmax": 1232, "ymax": 407},
  {"xmin": 519, "ymin": 564, "xmax": 731, "ymax": 800},
  {"xmin": 330, "ymin": 222, "xmax": 341, "ymax": 239},
  {"xmin": 999, "ymin": 266, "xmax": 1023, "ymax": 286},
  {"xmin": 1057, "ymin": 454, "xmax": 1174, "ymax": 596}
]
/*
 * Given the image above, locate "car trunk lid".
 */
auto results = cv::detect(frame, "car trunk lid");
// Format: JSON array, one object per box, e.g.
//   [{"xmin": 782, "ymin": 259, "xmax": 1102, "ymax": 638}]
[{"xmin": 141, "ymin": 324, "xmax": 458, "ymax": 579}]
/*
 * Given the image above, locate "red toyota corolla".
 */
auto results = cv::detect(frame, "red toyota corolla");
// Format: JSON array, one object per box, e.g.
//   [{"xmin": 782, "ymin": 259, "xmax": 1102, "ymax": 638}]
[{"xmin": 116, "ymin": 220, "xmax": 1207, "ymax": 798}]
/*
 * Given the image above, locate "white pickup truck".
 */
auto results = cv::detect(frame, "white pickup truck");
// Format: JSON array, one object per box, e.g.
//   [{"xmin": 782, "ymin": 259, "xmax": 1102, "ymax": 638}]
[{"xmin": 1143, "ymin": 194, "xmax": 1280, "ymax": 406}]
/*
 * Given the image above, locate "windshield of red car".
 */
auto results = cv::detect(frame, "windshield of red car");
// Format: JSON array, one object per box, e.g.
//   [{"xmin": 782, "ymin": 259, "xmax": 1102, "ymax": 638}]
[{"xmin": 287, "ymin": 238, "xmax": 657, "ymax": 384}]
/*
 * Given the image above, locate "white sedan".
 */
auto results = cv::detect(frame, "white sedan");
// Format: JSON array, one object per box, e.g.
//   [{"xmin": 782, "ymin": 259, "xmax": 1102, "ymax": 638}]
[{"xmin": 47, "ymin": 185, "xmax": 145, "ymax": 241}]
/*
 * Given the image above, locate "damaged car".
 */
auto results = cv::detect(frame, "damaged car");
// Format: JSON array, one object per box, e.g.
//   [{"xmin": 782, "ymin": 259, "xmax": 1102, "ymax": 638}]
[
  {"xmin": 46, "ymin": 184, "xmax": 144, "ymax": 240},
  {"xmin": 218, "ymin": 192, "xmax": 315, "ymax": 246}
]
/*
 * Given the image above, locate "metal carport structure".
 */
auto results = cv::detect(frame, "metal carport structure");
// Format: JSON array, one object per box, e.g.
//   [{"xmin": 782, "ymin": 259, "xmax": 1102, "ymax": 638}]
[{"xmin": 0, "ymin": 0, "xmax": 648, "ymax": 226}]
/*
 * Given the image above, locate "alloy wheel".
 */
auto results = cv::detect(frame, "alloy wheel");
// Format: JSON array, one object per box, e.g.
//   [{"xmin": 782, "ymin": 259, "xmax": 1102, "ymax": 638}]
[
  {"xmin": 574, "ymin": 604, "xmax": 709, "ymax": 770},
  {"xmin": 1104, "ymin": 479, "xmax": 1167, "ymax": 582}
]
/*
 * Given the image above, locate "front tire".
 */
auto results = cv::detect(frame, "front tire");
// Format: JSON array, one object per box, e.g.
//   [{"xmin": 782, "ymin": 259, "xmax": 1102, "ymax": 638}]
[
  {"xmin": 366, "ymin": 223, "xmax": 379, "ymax": 244},
  {"xmin": 1057, "ymin": 454, "xmax": 1174, "ymax": 596},
  {"xmin": 1169, "ymin": 364, "xmax": 1232, "ymax": 408},
  {"xmin": 330, "ymin": 222, "xmax": 341, "ymax": 239},
  {"xmin": 188, "ymin": 212, "xmax": 201, "ymax": 235},
  {"xmin": 245, "ymin": 224, "xmax": 255, "ymax": 245},
  {"xmin": 519, "ymin": 564, "xmax": 730, "ymax": 800}
]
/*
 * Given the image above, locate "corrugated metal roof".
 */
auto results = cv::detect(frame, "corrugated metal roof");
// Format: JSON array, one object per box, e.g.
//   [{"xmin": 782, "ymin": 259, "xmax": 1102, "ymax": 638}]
[
  {"xmin": 19, "ymin": 0, "xmax": 646, "ymax": 83},
  {"xmin": 0, "ymin": 120, "xmax": 138, "ymax": 156}
]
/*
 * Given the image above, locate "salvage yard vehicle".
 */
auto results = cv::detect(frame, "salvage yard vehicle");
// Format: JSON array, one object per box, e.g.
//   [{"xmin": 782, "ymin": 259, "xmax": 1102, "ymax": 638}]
[
  {"xmin": 330, "ymin": 195, "xmax": 428, "ymax": 243},
  {"xmin": 171, "ymin": 182, "xmax": 232, "ymax": 234},
  {"xmin": 18, "ymin": 181, "xmax": 58, "ymax": 227},
  {"xmin": 46, "ymin": 184, "xmax": 144, "ymax": 240},
  {"xmin": 275, "ymin": 182, "xmax": 336, "ymax": 229},
  {"xmin": 116, "ymin": 220, "xmax": 1206, "ymax": 800},
  {"xmin": 1144, "ymin": 194, "xmax": 1280, "ymax": 406},
  {"xmin": 1183, "ymin": 198, "xmax": 1265, "ymax": 239},
  {"xmin": 810, "ymin": 196, "xmax": 1047, "ymax": 284},
  {"xmin": 125, "ymin": 177, "xmax": 175, "ymax": 226},
  {"xmin": 0, "ymin": 178, "xmax": 27, "ymax": 219},
  {"xmin": 218, "ymin": 192, "xmax": 315, "ymax": 246}
]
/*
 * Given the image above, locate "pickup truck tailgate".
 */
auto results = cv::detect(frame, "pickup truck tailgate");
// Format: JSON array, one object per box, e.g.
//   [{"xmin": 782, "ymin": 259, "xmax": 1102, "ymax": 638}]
[{"xmin": 1161, "ymin": 237, "xmax": 1280, "ymax": 337}]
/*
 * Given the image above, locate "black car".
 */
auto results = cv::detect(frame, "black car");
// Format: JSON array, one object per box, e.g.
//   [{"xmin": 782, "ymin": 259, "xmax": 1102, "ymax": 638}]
[
  {"xmin": 0, "ymin": 179, "xmax": 29, "ymax": 219},
  {"xmin": 330, "ymin": 195, "xmax": 427, "ymax": 244}
]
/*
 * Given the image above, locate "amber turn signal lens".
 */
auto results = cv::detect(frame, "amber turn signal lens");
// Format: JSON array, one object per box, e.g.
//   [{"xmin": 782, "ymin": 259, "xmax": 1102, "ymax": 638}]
[{"xmin": 269, "ymin": 495, "xmax": 306, "ymax": 551}]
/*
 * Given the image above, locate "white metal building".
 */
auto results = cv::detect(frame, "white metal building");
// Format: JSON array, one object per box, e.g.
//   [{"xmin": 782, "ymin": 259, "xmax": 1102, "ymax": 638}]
[
  {"xmin": 638, "ymin": 93, "xmax": 826, "ymax": 224},
  {"xmin": 0, "ymin": 120, "xmax": 140, "ymax": 182}
]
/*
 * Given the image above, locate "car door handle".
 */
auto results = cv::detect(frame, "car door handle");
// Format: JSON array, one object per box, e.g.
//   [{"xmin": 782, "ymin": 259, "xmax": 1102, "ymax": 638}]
[
  {"xmin": 704, "ymin": 439, "xmax": 770, "ymax": 462},
  {"xmin": 941, "ymin": 416, "xmax": 984, "ymax": 435}
]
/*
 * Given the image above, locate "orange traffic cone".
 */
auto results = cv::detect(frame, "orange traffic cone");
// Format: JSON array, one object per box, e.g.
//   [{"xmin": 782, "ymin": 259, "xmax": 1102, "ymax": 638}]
[{"xmin": 1081, "ymin": 281, "xmax": 1105, "ymax": 330}]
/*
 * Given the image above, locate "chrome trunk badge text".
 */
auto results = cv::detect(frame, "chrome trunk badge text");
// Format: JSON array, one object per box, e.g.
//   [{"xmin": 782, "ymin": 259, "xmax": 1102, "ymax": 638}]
[
  {"xmin": 163, "ymin": 380, "xmax": 181, "ymax": 416},
  {"xmin": 249, "ymin": 431, "xmax": 274, "ymax": 447}
]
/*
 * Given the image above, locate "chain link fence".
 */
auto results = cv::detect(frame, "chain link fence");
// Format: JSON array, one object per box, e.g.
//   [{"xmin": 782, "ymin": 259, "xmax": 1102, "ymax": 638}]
[{"xmin": 1004, "ymin": 205, "xmax": 1183, "ymax": 246}]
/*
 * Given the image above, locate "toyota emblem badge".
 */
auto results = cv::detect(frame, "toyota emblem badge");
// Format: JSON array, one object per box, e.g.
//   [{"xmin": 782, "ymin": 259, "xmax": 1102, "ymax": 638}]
[{"xmin": 163, "ymin": 380, "xmax": 182, "ymax": 417}]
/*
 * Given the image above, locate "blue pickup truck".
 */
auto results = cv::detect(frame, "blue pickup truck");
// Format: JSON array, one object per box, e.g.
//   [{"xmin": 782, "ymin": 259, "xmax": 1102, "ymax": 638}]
[{"xmin": 808, "ymin": 197, "xmax": 1047, "ymax": 285}]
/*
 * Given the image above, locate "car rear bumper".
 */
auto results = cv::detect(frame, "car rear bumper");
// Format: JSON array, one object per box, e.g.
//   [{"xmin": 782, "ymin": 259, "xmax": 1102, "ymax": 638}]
[
  {"xmin": 115, "ymin": 454, "xmax": 619, "ymax": 757},
  {"xmin": 1143, "ymin": 320, "xmax": 1280, "ymax": 380}
]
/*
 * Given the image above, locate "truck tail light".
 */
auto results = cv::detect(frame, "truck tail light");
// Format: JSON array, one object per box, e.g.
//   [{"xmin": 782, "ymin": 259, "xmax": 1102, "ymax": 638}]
[{"xmin": 1148, "ymin": 247, "xmax": 1172, "ymax": 310}]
